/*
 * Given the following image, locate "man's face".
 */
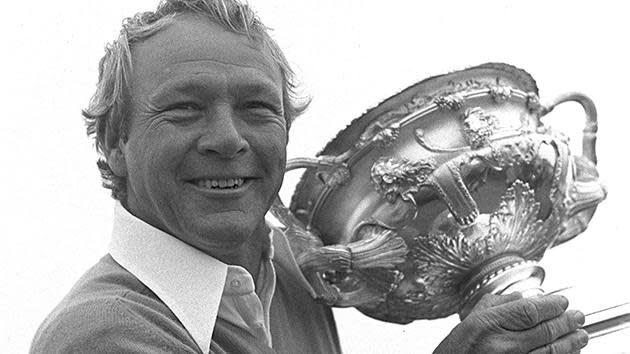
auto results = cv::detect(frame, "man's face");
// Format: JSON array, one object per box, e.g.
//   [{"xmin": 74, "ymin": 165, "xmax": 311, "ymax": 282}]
[{"xmin": 114, "ymin": 13, "xmax": 287, "ymax": 256}]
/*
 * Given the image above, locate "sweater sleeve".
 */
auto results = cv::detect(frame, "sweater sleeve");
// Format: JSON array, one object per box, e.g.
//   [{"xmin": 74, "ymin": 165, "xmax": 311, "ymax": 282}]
[{"xmin": 31, "ymin": 295, "xmax": 201, "ymax": 354}]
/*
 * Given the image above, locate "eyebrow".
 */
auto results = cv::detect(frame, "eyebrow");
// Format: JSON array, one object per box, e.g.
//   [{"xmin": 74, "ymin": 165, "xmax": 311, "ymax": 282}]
[{"xmin": 148, "ymin": 74, "xmax": 282, "ymax": 102}]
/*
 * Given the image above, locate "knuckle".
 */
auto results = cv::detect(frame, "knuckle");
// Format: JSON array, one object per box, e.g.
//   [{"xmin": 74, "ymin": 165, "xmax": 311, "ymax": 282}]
[
  {"xmin": 521, "ymin": 299, "xmax": 541, "ymax": 326},
  {"xmin": 540, "ymin": 321, "xmax": 557, "ymax": 342},
  {"xmin": 465, "ymin": 313, "xmax": 497, "ymax": 336},
  {"xmin": 548, "ymin": 345, "xmax": 562, "ymax": 354},
  {"xmin": 532, "ymin": 330, "xmax": 589, "ymax": 354},
  {"xmin": 535, "ymin": 343, "xmax": 561, "ymax": 354}
]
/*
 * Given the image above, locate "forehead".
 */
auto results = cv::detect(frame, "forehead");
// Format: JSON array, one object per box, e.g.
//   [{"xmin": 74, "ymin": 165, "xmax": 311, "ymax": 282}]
[{"xmin": 129, "ymin": 13, "xmax": 282, "ymax": 95}]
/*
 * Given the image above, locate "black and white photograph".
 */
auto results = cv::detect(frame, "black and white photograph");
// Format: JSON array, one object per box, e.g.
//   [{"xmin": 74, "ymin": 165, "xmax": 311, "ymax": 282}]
[{"xmin": 2, "ymin": 0, "xmax": 629, "ymax": 353}]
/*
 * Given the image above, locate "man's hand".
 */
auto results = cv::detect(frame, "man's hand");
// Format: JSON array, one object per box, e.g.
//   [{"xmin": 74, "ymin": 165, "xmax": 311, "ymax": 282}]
[{"xmin": 433, "ymin": 293, "xmax": 589, "ymax": 353}]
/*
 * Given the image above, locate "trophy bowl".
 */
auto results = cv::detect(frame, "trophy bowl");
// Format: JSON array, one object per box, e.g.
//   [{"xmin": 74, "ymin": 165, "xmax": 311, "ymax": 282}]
[{"xmin": 271, "ymin": 63, "xmax": 607, "ymax": 324}]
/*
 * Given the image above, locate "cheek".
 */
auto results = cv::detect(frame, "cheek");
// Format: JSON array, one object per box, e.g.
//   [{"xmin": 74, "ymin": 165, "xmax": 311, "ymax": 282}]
[
  {"xmin": 127, "ymin": 129, "xmax": 192, "ymax": 181},
  {"xmin": 248, "ymin": 125, "xmax": 287, "ymax": 193},
  {"xmin": 259, "ymin": 128, "xmax": 287, "ymax": 169}
]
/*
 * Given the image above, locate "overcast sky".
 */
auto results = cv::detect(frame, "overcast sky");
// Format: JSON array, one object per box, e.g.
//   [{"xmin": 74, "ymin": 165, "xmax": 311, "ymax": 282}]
[{"xmin": 2, "ymin": 1, "xmax": 629, "ymax": 352}]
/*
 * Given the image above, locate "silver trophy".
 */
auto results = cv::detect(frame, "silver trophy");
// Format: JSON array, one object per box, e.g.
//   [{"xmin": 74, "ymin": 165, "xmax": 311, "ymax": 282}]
[{"xmin": 271, "ymin": 63, "xmax": 627, "ymax": 337}]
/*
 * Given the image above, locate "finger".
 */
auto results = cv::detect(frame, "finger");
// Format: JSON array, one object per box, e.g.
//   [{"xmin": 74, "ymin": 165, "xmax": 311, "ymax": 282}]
[
  {"xmin": 475, "ymin": 293, "xmax": 523, "ymax": 312},
  {"xmin": 462, "ymin": 292, "xmax": 523, "ymax": 319},
  {"xmin": 528, "ymin": 329, "xmax": 589, "ymax": 354},
  {"xmin": 495, "ymin": 295, "xmax": 569, "ymax": 331},
  {"xmin": 519, "ymin": 310, "xmax": 585, "ymax": 350}
]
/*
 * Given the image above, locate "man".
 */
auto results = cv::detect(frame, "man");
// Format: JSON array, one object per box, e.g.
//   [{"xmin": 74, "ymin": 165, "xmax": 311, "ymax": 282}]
[{"xmin": 31, "ymin": 0, "xmax": 589, "ymax": 353}]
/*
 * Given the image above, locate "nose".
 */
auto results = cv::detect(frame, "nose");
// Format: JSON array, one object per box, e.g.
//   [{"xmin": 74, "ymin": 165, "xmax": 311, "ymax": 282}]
[{"xmin": 196, "ymin": 104, "xmax": 249, "ymax": 158}]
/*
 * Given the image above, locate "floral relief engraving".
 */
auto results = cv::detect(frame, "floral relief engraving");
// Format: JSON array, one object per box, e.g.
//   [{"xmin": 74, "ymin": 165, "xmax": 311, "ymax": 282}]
[
  {"xmin": 461, "ymin": 107, "xmax": 497, "ymax": 149},
  {"xmin": 371, "ymin": 157, "xmax": 436, "ymax": 203}
]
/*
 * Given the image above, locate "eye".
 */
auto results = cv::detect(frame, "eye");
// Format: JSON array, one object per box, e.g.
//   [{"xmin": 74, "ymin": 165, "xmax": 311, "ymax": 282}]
[
  {"xmin": 164, "ymin": 102, "xmax": 203, "ymax": 112},
  {"xmin": 244, "ymin": 101, "xmax": 282, "ymax": 115},
  {"xmin": 158, "ymin": 102, "xmax": 203, "ymax": 124}
]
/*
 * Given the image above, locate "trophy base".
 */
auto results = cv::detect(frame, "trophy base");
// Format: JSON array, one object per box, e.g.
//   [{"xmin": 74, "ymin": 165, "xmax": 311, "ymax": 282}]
[{"xmin": 460, "ymin": 255, "xmax": 545, "ymax": 318}]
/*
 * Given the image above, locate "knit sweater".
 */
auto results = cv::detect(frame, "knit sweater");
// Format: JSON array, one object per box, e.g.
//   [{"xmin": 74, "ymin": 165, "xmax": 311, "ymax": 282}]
[{"xmin": 31, "ymin": 254, "xmax": 341, "ymax": 353}]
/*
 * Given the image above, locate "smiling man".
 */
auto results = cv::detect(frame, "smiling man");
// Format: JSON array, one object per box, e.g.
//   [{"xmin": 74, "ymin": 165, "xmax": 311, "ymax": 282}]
[
  {"xmin": 112, "ymin": 11, "xmax": 288, "ymax": 275},
  {"xmin": 31, "ymin": 2, "xmax": 340, "ymax": 353},
  {"xmin": 31, "ymin": 1, "xmax": 589, "ymax": 353}
]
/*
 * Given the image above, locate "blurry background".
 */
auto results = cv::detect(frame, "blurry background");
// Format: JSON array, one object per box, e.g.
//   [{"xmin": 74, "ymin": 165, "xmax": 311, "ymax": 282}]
[{"xmin": 1, "ymin": 0, "xmax": 628, "ymax": 352}]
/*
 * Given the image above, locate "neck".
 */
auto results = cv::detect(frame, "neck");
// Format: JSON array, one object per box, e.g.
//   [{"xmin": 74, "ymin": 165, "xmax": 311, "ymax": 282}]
[
  {"xmin": 119, "ymin": 201, "xmax": 270, "ymax": 281},
  {"xmin": 215, "ymin": 221, "xmax": 270, "ymax": 281}
]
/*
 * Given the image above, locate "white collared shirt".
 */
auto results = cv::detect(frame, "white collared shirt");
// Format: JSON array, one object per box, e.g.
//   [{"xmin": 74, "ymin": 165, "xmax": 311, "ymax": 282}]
[{"xmin": 108, "ymin": 203, "xmax": 312, "ymax": 354}]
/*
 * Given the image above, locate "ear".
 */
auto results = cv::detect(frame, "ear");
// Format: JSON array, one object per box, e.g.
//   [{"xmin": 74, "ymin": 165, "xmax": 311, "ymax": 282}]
[{"xmin": 107, "ymin": 144, "xmax": 128, "ymax": 177}]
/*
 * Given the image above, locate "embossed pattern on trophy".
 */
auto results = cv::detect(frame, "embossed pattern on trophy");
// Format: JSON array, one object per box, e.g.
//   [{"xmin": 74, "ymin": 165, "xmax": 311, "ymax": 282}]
[{"xmin": 271, "ymin": 63, "xmax": 608, "ymax": 326}]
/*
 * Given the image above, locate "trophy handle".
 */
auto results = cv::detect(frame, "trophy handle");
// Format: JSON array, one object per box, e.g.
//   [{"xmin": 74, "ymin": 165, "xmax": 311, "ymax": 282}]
[
  {"xmin": 539, "ymin": 92, "xmax": 598, "ymax": 165},
  {"xmin": 274, "ymin": 155, "xmax": 348, "ymax": 233},
  {"xmin": 538, "ymin": 93, "xmax": 606, "ymax": 245},
  {"xmin": 285, "ymin": 156, "xmax": 345, "ymax": 171}
]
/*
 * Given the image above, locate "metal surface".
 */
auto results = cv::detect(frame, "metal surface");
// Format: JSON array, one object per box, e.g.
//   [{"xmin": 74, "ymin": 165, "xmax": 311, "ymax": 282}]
[
  {"xmin": 584, "ymin": 302, "xmax": 630, "ymax": 339},
  {"xmin": 270, "ymin": 63, "xmax": 609, "ymax": 323}
]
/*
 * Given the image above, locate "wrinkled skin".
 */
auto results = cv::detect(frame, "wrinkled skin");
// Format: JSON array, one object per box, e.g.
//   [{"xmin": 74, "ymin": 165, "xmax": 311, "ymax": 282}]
[{"xmin": 434, "ymin": 293, "xmax": 588, "ymax": 353}]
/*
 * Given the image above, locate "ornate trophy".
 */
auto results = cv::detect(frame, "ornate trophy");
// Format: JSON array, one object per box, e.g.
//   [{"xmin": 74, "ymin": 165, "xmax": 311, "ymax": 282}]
[{"xmin": 271, "ymin": 63, "xmax": 624, "ymax": 335}]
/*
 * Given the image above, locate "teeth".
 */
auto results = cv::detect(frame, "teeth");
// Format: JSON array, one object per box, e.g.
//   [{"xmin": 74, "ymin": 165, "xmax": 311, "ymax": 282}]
[{"xmin": 194, "ymin": 178, "xmax": 245, "ymax": 189}]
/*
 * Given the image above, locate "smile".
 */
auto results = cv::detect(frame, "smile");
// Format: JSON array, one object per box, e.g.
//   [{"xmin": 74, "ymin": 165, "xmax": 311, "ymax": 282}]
[{"xmin": 191, "ymin": 178, "xmax": 246, "ymax": 190}]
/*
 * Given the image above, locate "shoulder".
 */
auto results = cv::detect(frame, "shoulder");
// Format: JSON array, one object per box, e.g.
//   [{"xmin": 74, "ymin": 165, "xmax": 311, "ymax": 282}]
[{"xmin": 31, "ymin": 255, "xmax": 199, "ymax": 354}]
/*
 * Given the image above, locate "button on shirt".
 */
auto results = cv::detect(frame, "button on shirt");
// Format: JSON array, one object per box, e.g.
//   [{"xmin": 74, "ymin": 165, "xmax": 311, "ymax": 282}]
[
  {"xmin": 109, "ymin": 203, "xmax": 297, "ymax": 354},
  {"xmin": 221, "ymin": 263, "xmax": 275, "ymax": 347}
]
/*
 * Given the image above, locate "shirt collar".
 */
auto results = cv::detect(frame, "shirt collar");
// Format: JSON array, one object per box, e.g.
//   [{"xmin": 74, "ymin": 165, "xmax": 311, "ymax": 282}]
[
  {"xmin": 109, "ymin": 202, "xmax": 227, "ymax": 354},
  {"xmin": 108, "ymin": 202, "xmax": 315, "ymax": 353}
]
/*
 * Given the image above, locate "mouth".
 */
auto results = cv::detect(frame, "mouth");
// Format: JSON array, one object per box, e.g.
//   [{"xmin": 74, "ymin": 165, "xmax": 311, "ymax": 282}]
[{"xmin": 186, "ymin": 177, "xmax": 251, "ymax": 191}]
